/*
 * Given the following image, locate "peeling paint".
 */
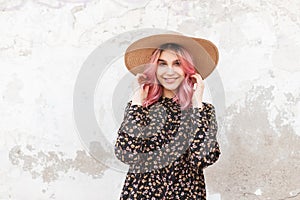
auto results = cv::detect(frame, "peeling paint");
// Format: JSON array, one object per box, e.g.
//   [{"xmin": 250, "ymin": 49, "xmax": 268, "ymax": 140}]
[
  {"xmin": 8, "ymin": 145, "xmax": 107, "ymax": 183},
  {"xmin": 206, "ymin": 85, "xmax": 300, "ymax": 199}
]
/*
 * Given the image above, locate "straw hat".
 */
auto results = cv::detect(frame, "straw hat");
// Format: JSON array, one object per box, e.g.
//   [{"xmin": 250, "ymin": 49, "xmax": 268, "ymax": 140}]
[{"xmin": 124, "ymin": 33, "xmax": 219, "ymax": 79}]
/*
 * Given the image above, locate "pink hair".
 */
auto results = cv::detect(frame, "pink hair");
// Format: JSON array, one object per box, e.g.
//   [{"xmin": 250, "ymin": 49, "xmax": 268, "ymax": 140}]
[{"xmin": 141, "ymin": 43, "xmax": 197, "ymax": 110}]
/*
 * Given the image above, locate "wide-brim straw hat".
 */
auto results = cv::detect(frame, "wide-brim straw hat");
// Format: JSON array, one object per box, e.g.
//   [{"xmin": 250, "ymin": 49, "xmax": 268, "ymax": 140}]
[{"xmin": 124, "ymin": 33, "xmax": 219, "ymax": 79}]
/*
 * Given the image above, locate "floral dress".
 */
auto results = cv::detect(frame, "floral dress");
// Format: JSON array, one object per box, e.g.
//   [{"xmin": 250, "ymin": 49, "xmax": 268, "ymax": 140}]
[{"xmin": 114, "ymin": 95, "xmax": 221, "ymax": 200}]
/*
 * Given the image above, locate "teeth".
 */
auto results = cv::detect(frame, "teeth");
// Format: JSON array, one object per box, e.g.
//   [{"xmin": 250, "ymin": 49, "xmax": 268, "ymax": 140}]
[{"xmin": 164, "ymin": 78, "xmax": 177, "ymax": 83}]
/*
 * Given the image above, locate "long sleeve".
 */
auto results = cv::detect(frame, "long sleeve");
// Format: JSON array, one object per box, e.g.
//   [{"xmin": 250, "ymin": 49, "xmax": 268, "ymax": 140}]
[
  {"xmin": 114, "ymin": 100, "xmax": 187, "ymax": 173},
  {"xmin": 188, "ymin": 102, "xmax": 221, "ymax": 169},
  {"xmin": 114, "ymin": 100, "xmax": 149, "ymax": 165},
  {"xmin": 114, "ymin": 99, "xmax": 220, "ymax": 173}
]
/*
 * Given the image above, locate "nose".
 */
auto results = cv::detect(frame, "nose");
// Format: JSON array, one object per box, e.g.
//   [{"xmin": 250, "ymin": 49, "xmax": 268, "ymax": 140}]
[
  {"xmin": 166, "ymin": 67, "xmax": 175, "ymax": 75},
  {"xmin": 166, "ymin": 64, "xmax": 175, "ymax": 72},
  {"xmin": 165, "ymin": 68, "xmax": 177, "ymax": 77}
]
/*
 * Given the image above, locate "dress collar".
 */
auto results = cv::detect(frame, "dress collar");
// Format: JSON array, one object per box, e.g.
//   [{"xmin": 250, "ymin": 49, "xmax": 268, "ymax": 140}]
[
  {"xmin": 158, "ymin": 95, "xmax": 180, "ymax": 108},
  {"xmin": 159, "ymin": 95, "xmax": 174, "ymax": 101}
]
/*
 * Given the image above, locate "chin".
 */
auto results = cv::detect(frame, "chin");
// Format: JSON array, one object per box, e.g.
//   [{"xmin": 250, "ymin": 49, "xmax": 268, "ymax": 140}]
[
  {"xmin": 162, "ymin": 85, "xmax": 180, "ymax": 91},
  {"xmin": 158, "ymin": 78, "xmax": 182, "ymax": 91}
]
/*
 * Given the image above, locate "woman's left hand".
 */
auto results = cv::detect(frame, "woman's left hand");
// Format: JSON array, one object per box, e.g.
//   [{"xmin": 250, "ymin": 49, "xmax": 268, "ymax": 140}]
[{"xmin": 191, "ymin": 73, "xmax": 204, "ymax": 108}]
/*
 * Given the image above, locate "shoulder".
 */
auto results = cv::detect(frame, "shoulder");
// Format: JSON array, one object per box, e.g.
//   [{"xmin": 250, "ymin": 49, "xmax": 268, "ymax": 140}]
[
  {"xmin": 202, "ymin": 102, "xmax": 215, "ymax": 110},
  {"xmin": 202, "ymin": 102, "xmax": 217, "ymax": 121},
  {"xmin": 125, "ymin": 100, "xmax": 149, "ymax": 113}
]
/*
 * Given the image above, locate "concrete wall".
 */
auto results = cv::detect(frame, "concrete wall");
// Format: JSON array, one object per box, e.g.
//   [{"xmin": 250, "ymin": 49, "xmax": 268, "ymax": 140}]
[{"xmin": 1, "ymin": 0, "xmax": 299, "ymax": 199}]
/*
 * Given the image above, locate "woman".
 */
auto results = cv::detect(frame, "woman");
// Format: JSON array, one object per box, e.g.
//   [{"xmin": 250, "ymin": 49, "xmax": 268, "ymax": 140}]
[{"xmin": 114, "ymin": 34, "xmax": 221, "ymax": 199}]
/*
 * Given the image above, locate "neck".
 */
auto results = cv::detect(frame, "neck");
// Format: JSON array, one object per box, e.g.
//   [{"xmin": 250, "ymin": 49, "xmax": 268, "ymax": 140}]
[{"xmin": 163, "ymin": 89, "xmax": 177, "ymax": 98}]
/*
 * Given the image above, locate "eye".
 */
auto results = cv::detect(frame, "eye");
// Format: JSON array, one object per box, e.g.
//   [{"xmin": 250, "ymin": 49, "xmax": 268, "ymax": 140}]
[
  {"xmin": 174, "ymin": 61, "xmax": 180, "ymax": 66},
  {"xmin": 158, "ymin": 62, "xmax": 167, "ymax": 66}
]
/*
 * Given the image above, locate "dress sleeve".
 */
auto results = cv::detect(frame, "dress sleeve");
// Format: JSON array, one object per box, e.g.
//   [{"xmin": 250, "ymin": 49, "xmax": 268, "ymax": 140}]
[
  {"xmin": 188, "ymin": 102, "xmax": 221, "ymax": 169},
  {"xmin": 114, "ymin": 100, "xmax": 149, "ymax": 165}
]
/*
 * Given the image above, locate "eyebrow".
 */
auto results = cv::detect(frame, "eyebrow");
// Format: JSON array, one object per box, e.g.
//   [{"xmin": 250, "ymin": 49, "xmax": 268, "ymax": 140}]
[{"xmin": 158, "ymin": 59, "xmax": 180, "ymax": 63}]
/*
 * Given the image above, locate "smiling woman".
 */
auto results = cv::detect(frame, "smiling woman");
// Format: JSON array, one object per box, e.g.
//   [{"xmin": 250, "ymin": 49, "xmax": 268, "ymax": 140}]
[
  {"xmin": 114, "ymin": 33, "xmax": 221, "ymax": 200},
  {"xmin": 156, "ymin": 47, "xmax": 186, "ymax": 98},
  {"xmin": 129, "ymin": 41, "xmax": 203, "ymax": 110}
]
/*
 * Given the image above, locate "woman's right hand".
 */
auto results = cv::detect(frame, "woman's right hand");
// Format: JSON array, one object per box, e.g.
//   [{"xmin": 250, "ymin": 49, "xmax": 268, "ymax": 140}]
[{"xmin": 131, "ymin": 73, "xmax": 150, "ymax": 105}]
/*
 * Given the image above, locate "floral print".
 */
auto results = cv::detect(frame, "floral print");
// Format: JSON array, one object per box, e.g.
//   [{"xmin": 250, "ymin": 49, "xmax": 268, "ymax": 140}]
[{"xmin": 114, "ymin": 96, "xmax": 221, "ymax": 199}]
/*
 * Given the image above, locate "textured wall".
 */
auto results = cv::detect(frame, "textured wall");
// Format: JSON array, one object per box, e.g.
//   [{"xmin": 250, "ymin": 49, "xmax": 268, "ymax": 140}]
[{"xmin": 1, "ymin": 0, "xmax": 299, "ymax": 200}]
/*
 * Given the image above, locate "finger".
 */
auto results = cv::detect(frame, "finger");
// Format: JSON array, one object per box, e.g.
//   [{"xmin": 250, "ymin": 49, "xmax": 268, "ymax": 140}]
[
  {"xmin": 195, "ymin": 73, "xmax": 203, "ymax": 80},
  {"xmin": 194, "ymin": 74, "xmax": 204, "ymax": 82},
  {"xmin": 138, "ymin": 77, "xmax": 146, "ymax": 85},
  {"xmin": 191, "ymin": 74, "xmax": 199, "ymax": 82},
  {"xmin": 136, "ymin": 74, "xmax": 142, "ymax": 81},
  {"xmin": 192, "ymin": 73, "xmax": 200, "ymax": 78},
  {"xmin": 138, "ymin": 74, "xmax": 147, "ymax": 84},
  {"xmin": 142, "ymin": 85, "xmax": 149, "ymax": 98},
  {"xmin": 190, "ymin": 74, "xmax": 197, "ymax": 79},
  {"xmin": 193, "ymin": 83, "xmax": 197, "ymax": 91},
  {"xmin": 145, "ymin": 85, "xmax": 150, "ymax": 92},
  {"xmin": 143, "ymin": 84, "xmax": 149, "ymax": 89}
]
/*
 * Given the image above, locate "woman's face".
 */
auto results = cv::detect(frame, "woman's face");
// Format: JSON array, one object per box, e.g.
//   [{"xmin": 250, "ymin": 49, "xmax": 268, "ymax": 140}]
[{"xmin": 156, "ymin": 50, "xmax": 185, "ymax": 97}]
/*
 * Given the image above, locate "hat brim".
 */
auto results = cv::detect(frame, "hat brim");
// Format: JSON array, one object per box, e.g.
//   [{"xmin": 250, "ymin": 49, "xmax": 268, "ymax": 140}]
[{"xmin": 124, "ymin": 34, "xmax": 219, "ymax": 79}]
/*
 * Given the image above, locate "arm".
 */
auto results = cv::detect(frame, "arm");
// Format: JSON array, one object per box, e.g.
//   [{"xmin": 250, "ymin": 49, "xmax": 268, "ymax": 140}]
[
  {"xmin": 188, "ymin": 102, "xmax": 221, "ymax": 169},
  {"xmin": 114, "ymin": 100, "xmax": 149, "ymax": 165},
  {"xmin": 114, "ymin": 100, "xmax": 186, "ymax": 171}
]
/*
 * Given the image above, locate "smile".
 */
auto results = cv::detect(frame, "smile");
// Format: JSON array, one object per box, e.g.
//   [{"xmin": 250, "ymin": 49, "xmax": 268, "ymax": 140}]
[{"xmin": 164, "ymin": 77, "xmax": 178, "ymax": 83}]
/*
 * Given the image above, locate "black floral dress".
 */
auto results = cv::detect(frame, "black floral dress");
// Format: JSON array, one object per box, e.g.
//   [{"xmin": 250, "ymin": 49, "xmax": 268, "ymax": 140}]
[{"xmin": 114, "ymin": 96, "xmax": 221, "ymax": 200}]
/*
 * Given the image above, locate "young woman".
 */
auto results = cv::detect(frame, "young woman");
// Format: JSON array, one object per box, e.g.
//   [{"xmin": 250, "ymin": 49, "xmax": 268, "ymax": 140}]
[{"xmin": 114, "ymin": 34, "xmax": 221, "ymax": 199}]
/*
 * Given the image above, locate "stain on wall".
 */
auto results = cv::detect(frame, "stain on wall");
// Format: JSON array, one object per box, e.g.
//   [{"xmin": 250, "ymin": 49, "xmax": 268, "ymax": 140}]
[
  {"xmin": 206, "ymin": 85, "xmax": 300, "ymax": 199},
  {"xmin": 9, "ymin": 145, "xmax": 107, "ymax": 183}
]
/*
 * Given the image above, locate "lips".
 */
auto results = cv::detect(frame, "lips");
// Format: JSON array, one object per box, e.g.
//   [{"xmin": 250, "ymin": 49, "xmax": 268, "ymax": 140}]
[{"xmin": 164, "ymin": 77, "xmax": 178, "ymax": 83}]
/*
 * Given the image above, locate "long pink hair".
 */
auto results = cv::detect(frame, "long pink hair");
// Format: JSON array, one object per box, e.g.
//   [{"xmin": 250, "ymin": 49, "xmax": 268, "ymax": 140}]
[{"xmin": 141, "ymin": 43, "xmax": 197, "ymax": 110}]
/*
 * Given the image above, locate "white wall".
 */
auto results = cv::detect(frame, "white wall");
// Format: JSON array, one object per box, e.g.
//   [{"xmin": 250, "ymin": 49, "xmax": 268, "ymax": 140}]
[{"xmin": 0, "ymin": 0, "xmax": 299, "ymax": 199}]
